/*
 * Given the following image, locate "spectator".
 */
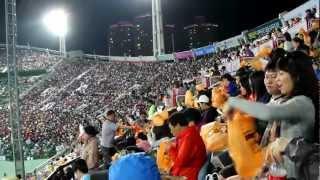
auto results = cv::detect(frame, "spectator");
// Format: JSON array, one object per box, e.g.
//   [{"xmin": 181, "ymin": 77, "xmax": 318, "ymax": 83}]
[
  {"xmin": 101, "ymin": 110, "xmax": 118, "ymax": 168},
  {"xmin": 147, "ymin": 99, "xmax": 157, "ymax": 119},
  {"xmin": 271, "ymin": 31, "xmax": 278, "ymax": 48},
  {"xmin": 312, "ymin": 7, "xmax": 318, "ymax": 18},
  {"xmin": 235, "ymin": 66, "xmax": 251, "ymax": 86},
  {"xmin": 249, "ymin": 71, "xmax": 270, "ymax": 103},
  {"xmin": 72, "ymin": 159, "xmax": 90, "ymax": 180},
  {"xmin": 260, "ymin": 50, "xmax": 286, "ymax": 147},
  {"xmin": 305, "ymin": 9, "xmax": 315, "ymax": 30},
  {"xmin": 283, "ymin": 32, "xmax": 294, "ymax": 52},
  {"xmin": 221, "ymin": 73, "xmax": 238, "ymax": 97},
  {"xmin": 238, "ymin": 74, "xmax": 251, "ymax": 99},
  {"xmin": 182, "ymin": 108, "xmax": 202, "ymax": 127},
  {"xmin": 168, "ymin": 112, "xmax": 206, "ymax": 180},
  {"xmin": 275, "ymin": 28, "xmax": 285, "ymax": 47},
  {"xmin": 150, "ymin": 123, "xmax": 173, "ymax": 147},
  {"xmin": 244, "ymin": 44, "xmax": 255, "ymax": 57},
  {"xmin": 308, "ymin": 21, "xmax": 320, "ymax": 51},
  {"xmin": 136, "ymin": 132, "xmax": 151, "ymax": 152},
  {"xmin": 81, "ymin": 126, "xmax": 99, "ymax": 170},
  {"xmin": 227, "ymin": 51, "xmax": 319, "ymax": 178},
  {"xmin": 197, "ymin": 95, "xmax": 218, "ymax": 126},
  {"xmin": 148, "ymin": 109, "xmax": 175, "ymax": 149},
  {"xmin": 292, "ymin": 37, "xmax": 309, "ymax": 54},
  {"xmin": 220, "ymin": 66, "xmax": 227, "ymax": 75},
  {"xmin": 312, "ymin": 62, "xmax": 320, "ymax": 80},
  {"xmin": 282, "ymin": 21, "xmax": 290, "ymax": 32}
]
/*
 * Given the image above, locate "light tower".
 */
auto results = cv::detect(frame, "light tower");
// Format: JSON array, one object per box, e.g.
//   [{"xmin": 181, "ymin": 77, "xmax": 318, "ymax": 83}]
[
  {"xmin": 5, "ymin": 0, "xmax": 25, "ymax": 178},
  {"xmin": 43, "ymin": 9, "xmax": 68, "ymax": 57},
  {"xmin": 152, "ymin": 0, "xmax": 165, "ymax": 56}
]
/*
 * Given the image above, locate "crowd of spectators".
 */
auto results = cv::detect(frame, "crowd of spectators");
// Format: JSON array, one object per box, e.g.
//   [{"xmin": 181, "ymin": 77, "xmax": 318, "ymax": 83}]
[
  {"xmin": 0, "ymin": 48, "xmax": 61, "ymax": 71},
  {"xmin": 0, "ymin": 50, "xmax": 220, "ymax": 161},
  {"xmin": 0, "ymin": 5, "xmax": 319, "ymax": 180}
]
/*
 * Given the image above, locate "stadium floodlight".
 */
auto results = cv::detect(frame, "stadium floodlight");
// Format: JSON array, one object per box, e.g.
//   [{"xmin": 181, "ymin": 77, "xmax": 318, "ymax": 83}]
[
  {"xmin": 43, "ymin": 9, "xmax": 68, "ymax": 56},
  {"xmin": 43, "ymin": 9, "xmax": 68, "ymax": 37}
]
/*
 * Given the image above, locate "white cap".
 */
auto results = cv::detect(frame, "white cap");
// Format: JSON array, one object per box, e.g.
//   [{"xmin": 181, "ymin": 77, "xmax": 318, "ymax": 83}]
[
  {"xmin": 177, "ymin": 106, "xmax": 184, "ymax": 111},
  {"xmin": 197, "ymin": 95, "xmax": 210, "ymax": 103}
]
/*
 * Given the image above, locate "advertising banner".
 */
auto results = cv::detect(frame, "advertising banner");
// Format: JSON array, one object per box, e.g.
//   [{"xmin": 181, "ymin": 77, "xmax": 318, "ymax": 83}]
[
  {"xmin": 157, "ymin": 54, "xmax": 175, "ymax": 61},
  {"xmin": 174, "ymin": 50, "xmax": 194, "ymax": 60},
  {"xmin": 193, "ymin": 45, "xmax": 216, "ymax": 57},
  {"xmin": 247, "ymin": 18, "xmax": 282, "ymax": 41}
]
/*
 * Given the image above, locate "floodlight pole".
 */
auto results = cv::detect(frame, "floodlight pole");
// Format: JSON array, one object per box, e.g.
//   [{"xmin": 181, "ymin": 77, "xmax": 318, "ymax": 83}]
[
  {"xmin": 152, "ymin": 0, "xmax": 165, "ymax": 57},
  {"xmin": 5, "ymin": 0, "xmax": 25, "ymax": 178},
  {"xmin": 155, "ymin": 0, "xmax": 165, "ymax": 55},
  {"xmin": 59, "ymin": 36, "xmax": 66, "ymax": 57},
  {"xmin": 152, "ymin": 0, "xmax": 158, "ymax": 56}
]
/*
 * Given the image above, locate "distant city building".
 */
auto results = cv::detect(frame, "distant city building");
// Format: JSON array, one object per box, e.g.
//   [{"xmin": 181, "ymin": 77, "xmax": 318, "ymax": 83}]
[
  {"xmin": 164, "ymin": 24, "xmax": 176, "ymax": 54},
  {"xmin": 134, "ymin": 14, "xmax": 153, "ymax": 56},
  {"xmin": 108, "ymin": 15, "xmax": 176, "ymax": 56},
  {"xmin": 108, "ymin": 21, "xmax": 135, "ymax": 56},
  {"xmin": 184, "ymin": 16, "xmax": 218, "ymax": 50}
]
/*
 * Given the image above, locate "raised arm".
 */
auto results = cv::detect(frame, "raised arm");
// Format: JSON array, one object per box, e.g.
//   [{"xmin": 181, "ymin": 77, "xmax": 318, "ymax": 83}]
[{"xmin": 228, "ymin": 96, "xmax": 314, "ymax": 123}]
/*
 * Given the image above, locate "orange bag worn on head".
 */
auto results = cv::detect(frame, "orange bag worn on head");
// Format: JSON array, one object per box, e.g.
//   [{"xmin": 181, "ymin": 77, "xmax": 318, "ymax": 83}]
[
  {"xmin": 311, "ymin": 19, "xmax": 319, "ymax": 30},
  {"xmin": 152, "ymin": 111, "xmax": 169, "ymax": 127},
  {"xmin": 185, "ymin": 90, "xmax": 195, "ymax": 108},
  {"xmin": 227, "ymin": 111, "xmax": 264, "ymax": 177},
  {"xmin": 200, "ymin": 121, "xmax": 228, "ymax": 152},
  {"xmin": 255, "ymin": 47, "xmax": 272, "ymax": 58},
  {"xmin": 299, "ymin": 28, "xmax": 311, "ymax": 46},
  {"xmin": 241, "ymin": 57, "xmax": 266, "ymax": 71},
  {"xmin": 211, "ymin": 87, "xmax": 228, "ymax": 109},
  {"xmin": 132, "ymin": 123, "xmax": 143, "ymax": 135},
  {"xmin": 116, "ymin": 127, "xmax": 126, "ymax": 137},
  {"xmin": 185, "ymin": 90, "xmax": 199, "ymax": 109},
  {"xmin": 196, "ymin": 84, "xmax": 206, "ymax": 92},
  {"xmin": 157, "ymin": 140, "xmax": 174, "ymax": 174}
]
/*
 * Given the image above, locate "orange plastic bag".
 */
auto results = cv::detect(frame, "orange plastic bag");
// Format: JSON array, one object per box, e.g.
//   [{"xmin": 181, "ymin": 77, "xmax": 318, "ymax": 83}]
[
  {"xmin": 157, "ymin": 140, "xmax": 174, "ymax": 174},
  {"xmin": 227, "ymin": 111, "xmax": 264, "ymax": 177},
  {"xmin": 185, "ymin": 90, "xmax": 195, "ymax": 108},
  {"xmin": 152, "ymin": 111, "xmax": 169, "ymax": 127},
  {"xmin": 211, "ymin": 87, "xmax": 228, "ymax": 109},
  {"xmin": 200, "ymin": 121, "xmax": 228, "ymax": 152},
  {"xmin": 184, "ymin": 90, "xmax": 199, "ymax": 109}
]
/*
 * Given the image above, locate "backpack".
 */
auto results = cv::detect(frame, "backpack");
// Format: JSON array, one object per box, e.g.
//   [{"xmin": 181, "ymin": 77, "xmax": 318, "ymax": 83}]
[{"xmin": 284, "ymin": 137, "xmax": 320, "ymax": 180}]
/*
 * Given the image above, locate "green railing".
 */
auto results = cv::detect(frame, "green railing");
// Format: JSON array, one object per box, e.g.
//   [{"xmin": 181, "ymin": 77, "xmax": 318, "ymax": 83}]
[{"xmin": 0, "ymin": 69, "xmax": 47, "ymax": 78}]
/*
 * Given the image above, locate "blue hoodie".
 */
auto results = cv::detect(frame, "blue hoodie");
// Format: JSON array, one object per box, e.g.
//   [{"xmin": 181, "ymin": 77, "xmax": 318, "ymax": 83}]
[
  {"xmin": 315, "ymin": 69, "xmax": 320, "ymax": 80},
  {"xmin": 109, "ymin": 153, "xmax": 161, "ymax": 180},
  {"xmin": 228, "ymin": 81, "xmax": 239, "ymax": 97}
]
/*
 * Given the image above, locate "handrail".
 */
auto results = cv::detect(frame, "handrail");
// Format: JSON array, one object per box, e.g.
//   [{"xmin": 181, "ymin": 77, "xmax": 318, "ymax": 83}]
[
  {"xmin": 32, "ymin": 149, "xmax": 66, "ymax": 172},
  {"xmin": 32, "ymin": 148, "xmax": 67, "ymax": 174},
  {"xmin": 45, "ymin": 157, "xmax": 80, "ymax": 180}
]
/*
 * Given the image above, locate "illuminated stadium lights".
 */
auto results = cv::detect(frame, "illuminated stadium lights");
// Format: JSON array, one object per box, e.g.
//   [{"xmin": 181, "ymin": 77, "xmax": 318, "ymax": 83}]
[
  {"xmin": 43, "ymin": 9, "xmax": 68, "ymax": 57},
  {"xmin": 43, "ymin": 9, "xmax": 68, "ymax": 37}
]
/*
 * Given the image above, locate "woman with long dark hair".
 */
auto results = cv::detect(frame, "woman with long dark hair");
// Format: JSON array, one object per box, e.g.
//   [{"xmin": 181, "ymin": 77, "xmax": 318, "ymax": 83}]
[
  {"xmin": 249, "ymin": 71, "xmax": 271, "ymax": 103},
  {"xmin": 238, "ymin": 75, "xmax": 251, "ymax": 99},
  {"xmin": 226, "ymin": 51, "xmax": 319, "ymax": 179}
]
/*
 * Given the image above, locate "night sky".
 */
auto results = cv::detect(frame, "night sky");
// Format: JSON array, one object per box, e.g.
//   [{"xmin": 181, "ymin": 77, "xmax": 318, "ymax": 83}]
[{"xmin": 0, "ymin": 0, "xmax": 307, "ymax": 54}]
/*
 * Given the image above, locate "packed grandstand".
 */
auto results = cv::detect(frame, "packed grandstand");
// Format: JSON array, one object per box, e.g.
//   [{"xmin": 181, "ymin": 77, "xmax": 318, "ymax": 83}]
[{"xmin": 0, "ymin": 0, "xmax": 320, "ymax": 179}]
